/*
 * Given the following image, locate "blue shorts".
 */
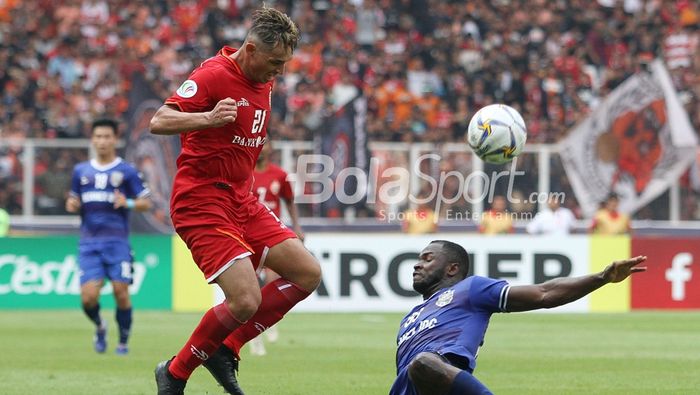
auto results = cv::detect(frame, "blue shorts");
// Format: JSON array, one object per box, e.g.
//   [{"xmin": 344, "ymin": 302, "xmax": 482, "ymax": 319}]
[
  {"xmin": 78, "ymin": 240, "xmax": 134, "ymax": 285},
  {"xmin": 389, "ymin": 368, "xmax": 417, "ymax": 395},
  {"xmin": 390, "ymin": 354, "xmax": 485, "ymax": 395}
]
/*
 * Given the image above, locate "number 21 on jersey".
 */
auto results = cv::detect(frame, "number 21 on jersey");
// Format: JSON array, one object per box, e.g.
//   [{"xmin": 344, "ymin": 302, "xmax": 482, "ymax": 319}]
[{"xmin": 251, "ymin": 109, "xmax": 267, "ymax": 134}]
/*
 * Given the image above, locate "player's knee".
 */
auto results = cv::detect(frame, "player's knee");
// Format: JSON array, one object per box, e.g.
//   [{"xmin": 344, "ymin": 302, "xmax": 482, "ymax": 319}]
[
  {"xmin": 115, "ymin": 294, "xmax": 130, "ymax": 308},
  {"xmin": 408, "ymin": 352, "xmax": 444, "ymax": 383},
  {"xmin": 226, "ymin": 288, "xmax": 262, "ymax": 321},
  {"xmin": 295, "ymin": 258, "xmax": 322, "ymax": 292},
  {"xmin": 80, "ymin": 291, "xmax": 99, "ymax": 306},
  {"xmin": 113, "ymin": 289, "xmax": 131, "ymax": 308},
  {"xmin": 305, "ymin": 261, "xmax": 323, "ymax": 291}
]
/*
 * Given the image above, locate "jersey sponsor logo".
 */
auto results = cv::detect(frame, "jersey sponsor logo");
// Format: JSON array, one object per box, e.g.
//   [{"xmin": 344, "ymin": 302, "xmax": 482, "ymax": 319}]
[
  {"xmin": 176, "ymin": 80, "xmax": 198, "ymax": 98},
  {"xmin": 436, "ymin": 289, "xmax": 454, "ymax": 307},
  {"xmin": 109, "ymin": 171, "xmax": 124, "ymax": 188},
  {"xmin": 237, "ymin": 98, "xmax": 250, "ymax": 107},
  {"xmin": 190, "ymin": 345, "xmax": 208, "ymax": 360},
  {"xmin": 80, "ymin": 176, "xmax": 90, "ymax": 185},
  {"xmin": 403, "ymin": 307, "xmax": 424, "ymax": 328},
  {"xmin": 397, "ymin": 317, "xmax": 438, "ymax": 346},
  {"xmin": 81, "ymin": 191, "xmax": 115, "ymax": 203},
  {"xmin": 231, "ymin": 135, "xmax": 267, "ymax": 148}
]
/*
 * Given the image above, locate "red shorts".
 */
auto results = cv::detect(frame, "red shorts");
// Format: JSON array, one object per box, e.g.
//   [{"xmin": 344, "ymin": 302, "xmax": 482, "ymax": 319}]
[{"xmin": 172, "ymin": 188, "xmax": 296, "ymax": 283}]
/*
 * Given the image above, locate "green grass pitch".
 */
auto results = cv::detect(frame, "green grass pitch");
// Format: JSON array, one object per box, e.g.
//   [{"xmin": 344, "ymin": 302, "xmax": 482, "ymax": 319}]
[{"xmin": 1, "ymin": 311, "xmax": 698, "ymax": 394}]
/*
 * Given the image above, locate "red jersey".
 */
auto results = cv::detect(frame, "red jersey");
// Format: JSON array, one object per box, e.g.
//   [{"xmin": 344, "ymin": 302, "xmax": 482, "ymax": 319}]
[
  {"xmin": 165, "ymin": 46, "xmax": 273, "ymax": 205},
  {"xmin": 253, "ymin": 163, "xmax": 293, "ymax": 217}
]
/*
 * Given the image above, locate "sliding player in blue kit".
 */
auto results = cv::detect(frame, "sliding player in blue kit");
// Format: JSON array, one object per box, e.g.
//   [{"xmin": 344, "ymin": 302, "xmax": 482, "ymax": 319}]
[
  {"xmin": 66, "ymin": 118, "xmax": 152, "ymax": 355},
  {"xmin": 391, "ymin": 240, "xmax": 647, "ymax": 395}
]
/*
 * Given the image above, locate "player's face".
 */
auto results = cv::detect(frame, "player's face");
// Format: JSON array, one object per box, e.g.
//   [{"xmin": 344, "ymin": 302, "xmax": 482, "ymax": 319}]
[
  {"xmin": 250, "ymin": 42, "xmax": 293, "ymax": 83},
  {"xmin": 91, "ymin": 126, "xmax": 117, "ymax": 156},
  {"xmin": 412, "ymin": 243, "xmax": 450, "ymax": 295}
]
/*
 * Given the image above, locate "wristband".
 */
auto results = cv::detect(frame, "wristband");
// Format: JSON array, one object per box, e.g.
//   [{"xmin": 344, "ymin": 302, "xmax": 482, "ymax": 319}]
[{"xmin": 126, "ymin": 199, "xmax": 135, "ymax": 209}]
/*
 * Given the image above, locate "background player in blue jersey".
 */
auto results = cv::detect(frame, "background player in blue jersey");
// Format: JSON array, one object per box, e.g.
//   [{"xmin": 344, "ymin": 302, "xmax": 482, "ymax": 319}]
[
  {"xmin": 391, "ymin": 240, "xmax": 647, "ymax": 395},
  {"xmin": 65, "ymin": 118, "xmax": 152, "ymax": 355}
]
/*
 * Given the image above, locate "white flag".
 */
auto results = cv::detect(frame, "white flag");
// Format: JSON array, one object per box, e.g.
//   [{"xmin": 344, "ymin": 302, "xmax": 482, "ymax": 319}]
[{"xmin": 559, "ymin": 59, "xmax": 698, "ymax": 217}]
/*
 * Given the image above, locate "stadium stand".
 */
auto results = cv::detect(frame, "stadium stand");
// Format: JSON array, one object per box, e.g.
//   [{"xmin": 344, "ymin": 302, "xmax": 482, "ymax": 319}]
[{"xmin": 0, "ymin": 0, "xmax": 698, "ymax": 220}]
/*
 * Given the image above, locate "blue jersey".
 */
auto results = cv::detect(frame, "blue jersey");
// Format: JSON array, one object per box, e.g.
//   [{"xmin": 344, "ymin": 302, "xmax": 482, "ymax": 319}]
[
  {"xmin": 391, "ymin": 276, "xmax": 510, "ymax": 395},
  {"xmin": 70, "ymin": 158, "xmax": 149, "ymax": 241}
]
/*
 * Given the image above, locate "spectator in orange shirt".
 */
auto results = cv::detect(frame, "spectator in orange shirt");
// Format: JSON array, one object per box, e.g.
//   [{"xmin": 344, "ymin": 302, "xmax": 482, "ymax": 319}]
[{"xmin": 375, "ymin": 77, "xmax": 415, "ymax": 129}]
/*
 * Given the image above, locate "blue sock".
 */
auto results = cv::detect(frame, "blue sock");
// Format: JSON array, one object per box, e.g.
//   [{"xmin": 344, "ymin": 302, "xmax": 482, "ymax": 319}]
[
  {"xmin": 448, "ymin": 370, "xmax": 492, "ymax": 395},
  {"xmin": 115, "ymin": 308, "xmax": 132, "ymax": 344},
  {"xmin": 83, "ymin": 303, "xmax": 102, "ymax": 328}
]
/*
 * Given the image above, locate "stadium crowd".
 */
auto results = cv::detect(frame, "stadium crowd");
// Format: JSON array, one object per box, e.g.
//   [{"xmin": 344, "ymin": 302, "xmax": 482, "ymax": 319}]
[{"xmin": 0, "ymin": 0, "xmax": 699, "ymax": 220}]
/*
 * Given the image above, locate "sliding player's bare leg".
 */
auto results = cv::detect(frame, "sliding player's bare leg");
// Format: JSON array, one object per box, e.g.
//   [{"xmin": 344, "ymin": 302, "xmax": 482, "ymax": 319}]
[{"xmin": 408, "ymin": 352, "xmax": 492, "ymax": 395}]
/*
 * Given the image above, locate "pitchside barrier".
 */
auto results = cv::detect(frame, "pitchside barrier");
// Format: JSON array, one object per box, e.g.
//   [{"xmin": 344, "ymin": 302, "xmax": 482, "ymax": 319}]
[
  {"xmin": 0, "ymin": 235, "xmax": 172, "ymax": 309},
  {"xmin": 1, "ymin": 235, "xmax": 698, "ymax": 311}
]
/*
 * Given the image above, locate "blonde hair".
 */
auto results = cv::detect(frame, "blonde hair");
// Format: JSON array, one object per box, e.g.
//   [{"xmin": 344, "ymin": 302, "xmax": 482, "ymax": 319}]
[{"xmin": 248, "ymin": 5, "xmax": 300, "ymax": 51}]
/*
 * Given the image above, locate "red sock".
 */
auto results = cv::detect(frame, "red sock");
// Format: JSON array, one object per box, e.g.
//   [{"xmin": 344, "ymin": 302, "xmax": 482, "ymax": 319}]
[
  {"xmin": 223, "ymin": 278, "xmax": 310, "ymax": 357},
  {"xmin": 169, "ymin": 302, "xmax": 245, "ymax": 380}
]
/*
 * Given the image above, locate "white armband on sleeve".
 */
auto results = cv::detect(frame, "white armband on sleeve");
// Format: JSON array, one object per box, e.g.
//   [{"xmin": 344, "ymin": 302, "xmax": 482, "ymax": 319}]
[{"xmin": 498, "ymin": 285, "xmax": 511, "ymax": 312}]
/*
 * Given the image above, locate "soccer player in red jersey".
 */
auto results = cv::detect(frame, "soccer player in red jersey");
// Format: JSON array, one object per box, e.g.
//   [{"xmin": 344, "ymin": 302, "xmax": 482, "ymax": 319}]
[
  {"xmin": 253, "ymin": 142, "xmax": 303, "ymax": 240},
  {"xmin": 249, "ymin": 142, "xmax": 303, "ymax": 355},
  {"xmin": 149, "ymin": 7, "xmax": 321, "ymax": 395}
]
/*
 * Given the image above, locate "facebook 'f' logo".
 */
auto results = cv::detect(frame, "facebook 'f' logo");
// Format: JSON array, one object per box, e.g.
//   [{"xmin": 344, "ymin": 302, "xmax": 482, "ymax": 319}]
[{"xmin": 665, "ymin": 253, "xmax": 693, "ymax": 301}]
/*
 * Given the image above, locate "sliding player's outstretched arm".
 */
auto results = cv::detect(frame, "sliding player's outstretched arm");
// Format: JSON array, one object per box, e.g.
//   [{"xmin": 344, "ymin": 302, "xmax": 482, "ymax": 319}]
[{"xmin": 506, "ymin": 256, "xmax": 647, "ymax": 312}]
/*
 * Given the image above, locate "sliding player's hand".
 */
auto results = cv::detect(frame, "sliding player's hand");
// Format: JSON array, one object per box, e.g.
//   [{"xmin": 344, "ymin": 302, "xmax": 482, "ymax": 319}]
[
  {"xmin": 602, "ymin": 256, "xmax": 647, "ymax": 283},
  {"xmin": 207, "ymin": 97, "xmax": 238, "ymax": 127}
]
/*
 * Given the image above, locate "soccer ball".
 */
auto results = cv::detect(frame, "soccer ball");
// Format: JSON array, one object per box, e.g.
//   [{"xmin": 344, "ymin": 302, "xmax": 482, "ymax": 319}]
[{"xmin": 466, "ymin": 104, "xmax": 527, "ymax": 164}]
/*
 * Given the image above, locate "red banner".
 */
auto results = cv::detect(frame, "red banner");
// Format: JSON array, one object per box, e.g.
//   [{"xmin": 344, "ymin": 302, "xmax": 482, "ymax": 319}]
[{"xmin": 631, "ymin": 238, "xmax": 700, "ymax": 309}]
